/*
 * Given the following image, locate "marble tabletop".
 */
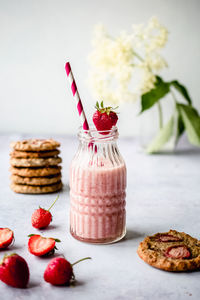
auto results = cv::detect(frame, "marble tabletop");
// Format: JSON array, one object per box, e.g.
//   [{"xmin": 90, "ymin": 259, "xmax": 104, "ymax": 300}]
[{"xmin": 0, "ymin": 133, "xmax": 200, "ymax": 300}]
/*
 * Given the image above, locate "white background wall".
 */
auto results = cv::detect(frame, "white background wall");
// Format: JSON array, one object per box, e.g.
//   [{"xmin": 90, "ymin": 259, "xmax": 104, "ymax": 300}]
[{"xmin": 0, "ymin": 0, "xmax": 200, "ymax": 137}]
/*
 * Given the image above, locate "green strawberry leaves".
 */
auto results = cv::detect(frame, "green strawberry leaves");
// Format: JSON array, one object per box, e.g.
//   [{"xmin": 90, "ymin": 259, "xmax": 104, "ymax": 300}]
[
  {"xmin": 146, "ymin": 116, "xmax": 174, "ymax": 153},
  {"xmin": 177, "ymin": 104, "xmax": 200, "ymax": 146},
  {"xmin": 95, "ymin": 101, "xmax": 100, "ymax": 109},
  {"xmin": 140, "ymin": 76, "xmax": 170, "ymax": 113},
  {"xmin": 28, "ymin": 235, "xmax": 61, "ymax": 243},
  {"xmin": 54, "ymin": 238, "xmax": 61, "ymax": 243},
  {"xmin": 95, "ymin": 101, "xmax": 118, "ymax": 115}
]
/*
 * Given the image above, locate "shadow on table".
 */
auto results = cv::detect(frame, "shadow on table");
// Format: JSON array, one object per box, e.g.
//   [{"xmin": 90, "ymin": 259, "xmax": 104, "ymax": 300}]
[
  {"xmin": 121, "ymin": 229, "xmax": 145, "ymax": 243},
  {"xmin": 0, "ymin": 244, "xmax": 22, "ymax": 252},
  {"xmin": 174, "ymin": 148, "xmax": 200, "ymax": 156},
  {"xmin": 28, "ymin": 281, "xmax": 39, "ymax": 289},
  {"xmin": 35, "ymin": 252, "xmax": 63, "ymax": 260},
  {"xmin": 40, "ymin": 224, "xmax": 61, "ymax": 231},
  {"xmin": 151, "ymin": 147, "xmax": 200, "ymax": 156},
  {"xmin": 72, "ymin": 280, "xmax": 85, "ymax": 287},
  {"xmin": 39, "ymin": 280, "xmax": 85, "ymax": 289},
  {"xmin": 62, "ymin": 183, "xmax": 70, "ymax": 192}
]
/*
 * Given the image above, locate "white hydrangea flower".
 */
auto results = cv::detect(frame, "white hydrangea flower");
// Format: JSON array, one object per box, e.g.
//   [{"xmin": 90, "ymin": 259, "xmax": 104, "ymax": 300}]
[
  {"xmin": 141, "ymin": 54, "xmax": 168, "ymax": 71},
  {"xmin": 140, "ymin": 68, "xmax": 157, "ymax": 94},
  {"xmin": 144, "ymin": 17, "xmax": 168, "ymax": 53},
  {"xmin": 87, "ymin": 17, "xmax": 168, "ymax": 104}
]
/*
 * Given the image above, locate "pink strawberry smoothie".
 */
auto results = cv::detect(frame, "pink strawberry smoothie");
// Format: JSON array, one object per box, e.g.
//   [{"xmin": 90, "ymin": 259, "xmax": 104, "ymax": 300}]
[{"xmin": 70, "ymin": 160, "xmax": 126, "ymax": 244}]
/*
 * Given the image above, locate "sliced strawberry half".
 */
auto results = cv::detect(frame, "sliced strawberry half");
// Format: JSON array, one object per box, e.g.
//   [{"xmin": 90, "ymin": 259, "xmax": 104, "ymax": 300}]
[
  {"xmin": 155, "ymin": 234, "xmax": 182, "ymax": 243},
  {"xmin": 28, "ymin": 234, "xmax": 61, "ymax": 257},
  {"xmin": 0, "ymin": 228, "xmax": 14, "ymax": 249},
  {"xmin": 164, "ymin": 245, "xmax": 191, "ymax": 259}
]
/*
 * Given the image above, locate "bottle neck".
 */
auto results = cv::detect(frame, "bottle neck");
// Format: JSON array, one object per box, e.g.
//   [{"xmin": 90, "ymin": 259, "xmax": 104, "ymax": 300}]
[
  {"xmin": 78, "ymin": 126, "xmax": 119, "ymax": 144},
  {"xmin": 73, "ymin": 126, "xmax": 125, "ymax": 168}
]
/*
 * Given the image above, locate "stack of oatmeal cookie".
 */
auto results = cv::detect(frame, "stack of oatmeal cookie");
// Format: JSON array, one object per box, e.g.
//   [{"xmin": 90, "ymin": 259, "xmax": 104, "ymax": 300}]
[{"xmin": 9, "ymin": 139, "xmax": 62, "ymax": 194}]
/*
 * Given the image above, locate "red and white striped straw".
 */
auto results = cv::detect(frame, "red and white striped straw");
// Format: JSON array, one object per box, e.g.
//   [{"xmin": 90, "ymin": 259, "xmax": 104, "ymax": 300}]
[{"xmin": 65, "ymin": 62, "xmax": 89, "ymax": 131}]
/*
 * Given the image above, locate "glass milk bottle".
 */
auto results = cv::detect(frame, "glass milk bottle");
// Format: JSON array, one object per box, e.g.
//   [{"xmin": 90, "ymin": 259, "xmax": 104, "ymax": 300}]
[{"xmin": 69, "ymin": 126, "xmax": 127, "ymax": 244}]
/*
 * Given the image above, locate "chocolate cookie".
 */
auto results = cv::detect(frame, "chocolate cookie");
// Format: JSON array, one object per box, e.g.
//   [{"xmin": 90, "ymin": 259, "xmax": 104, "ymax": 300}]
[
  {"xmin": 137, "ymin": 229, "xmax": 200, "ymax": 272},
  {"xmin": 10, "ymin": 150, "xmax": 60, "ymax": 158},
  {"xmin": 10, "ymin": 157, "xmax": 62, "ymax": 168},
  {"xmin": 10, "ymin": 181, "xmax": 62, "ymax": 194},
  {"xmin": 10, "ymin": 139, "xmax": 60, "ymax": 152},
  {"xmin": 11, "ymin": 174, "xmax": 61, "ymax": 186},
  {"xmin": 10, "ymin": 166, "xmax": 62, "ymax": 177}
]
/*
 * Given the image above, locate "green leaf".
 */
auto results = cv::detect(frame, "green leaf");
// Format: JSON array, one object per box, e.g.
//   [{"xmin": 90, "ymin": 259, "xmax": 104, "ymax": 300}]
[
  {"xmin": 178, "ymin": 104, "xmax": 200, "ymax": 146},
  {"xmin": 177, "ymin": 113, "xmax": 185, "ymax": 137},
  {"xmin": 100, "ymin": 101, "xmax": 104, "ymax": 108},
  {"xmin": 54, "ymin": 238, "xmax": 61, "ymax": 243},
  {"xmin": 175, "ymin": 106, "xmax": 185, "ymax": 144},
  {"xmin": 146, "ymin": 116, "xmax": 174, "ymax": 153},
  {"xmin": 96, "ymin": 101, "xmax": 99, "ymax": 109},
  {"xmin": 170, "ymin": 80, "xmax": 192, "ymax": 104},
  {"xmin": 155, "ymin": 75, "xmax": 163, "ymax": 84},
  {"xmin": 141, "ymin": 76, "xmax": 170, "ymax": 113},
  {"xmin": 28, "ymin": 234, "xmax": 36, "ymax": 237}
]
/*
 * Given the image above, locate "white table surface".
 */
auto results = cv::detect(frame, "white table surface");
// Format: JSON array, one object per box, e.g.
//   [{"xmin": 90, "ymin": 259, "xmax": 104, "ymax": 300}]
[{"xmin": 0, "ymin": 133, "xmax": 200, "ymax": 300}]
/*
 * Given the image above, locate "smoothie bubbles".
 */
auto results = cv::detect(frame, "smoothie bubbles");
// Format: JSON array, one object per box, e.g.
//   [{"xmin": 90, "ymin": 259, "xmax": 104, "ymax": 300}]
[{"xmin": 65, "ymin": 63, "xmax": 127, "ymax": 244}]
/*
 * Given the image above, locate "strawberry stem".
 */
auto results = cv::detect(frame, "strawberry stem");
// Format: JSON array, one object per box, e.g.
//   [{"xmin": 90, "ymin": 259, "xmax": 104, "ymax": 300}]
[
  {"xmin": 47, "ymin": 195, "xmax": 59, "ymax": 212},
  {"xmin": 95, "ymin": 101, "xmax": 118, "ymax": 115},
  {"xmin": 71, "ymin": 257, "xmax": 92, "ymax": 266}
]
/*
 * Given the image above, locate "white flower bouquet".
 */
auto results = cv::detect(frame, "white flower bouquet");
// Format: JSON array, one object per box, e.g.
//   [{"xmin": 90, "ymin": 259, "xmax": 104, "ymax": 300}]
[{"xmin": 87, "ymin": 17, "xmax": 200, "ymax": 153}]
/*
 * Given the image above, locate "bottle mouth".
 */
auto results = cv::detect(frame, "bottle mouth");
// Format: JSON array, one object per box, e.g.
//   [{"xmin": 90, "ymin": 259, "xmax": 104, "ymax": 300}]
[{"xmin": 78, "ymin": 125, "xmax": 118, "ymax": 142}]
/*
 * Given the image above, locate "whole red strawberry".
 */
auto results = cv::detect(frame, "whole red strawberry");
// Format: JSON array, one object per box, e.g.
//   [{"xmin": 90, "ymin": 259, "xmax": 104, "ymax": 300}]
[
  {"xmin": 44, "ymin": 257, "xmax": 91, "ymax": 286},
  {"xmin": 44, "ymin": 257, "xmax": 73, "ymax": 286},
  {"xmin": 0, "ymin": 228, "xmax": 14, "ymax": 249},
  {"xmin": 93, "ymin": 101, "xmax": 118, "ymax": 134},
  {"xmin": 31, "ymin": 195, "xmax": 59, "ymax": 229},
  {"xmin": 28, "ymin": 234, "xmax": 61, "ymax": 257},
  {"xmin": 0, "ymin": 253, "xmax": 29, "ymax": 288}
]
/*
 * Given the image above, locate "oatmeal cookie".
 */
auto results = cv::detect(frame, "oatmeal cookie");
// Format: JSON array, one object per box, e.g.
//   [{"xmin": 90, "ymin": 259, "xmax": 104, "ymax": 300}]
[
  {"xmin": 137, "ymin": 229, "xmax": 200, "ymax": 272},
  {"xmin": 10, "ymin": 181, "xmax": 62, "ymax": 194},
  {"xmin": 11, "ymin": 174, "xmax": 61, "ymax": 186},
  {"xmin": 10, "ymin": 150, "xmax": 60, "ymax": 158},
  {"xmin": 10, "ymin": 139, "xmax": 60, "ymax": 152},
  {"xmin": 10, "ymin": 166, "xmax": 62, "ymax": 177},
  {"xmin": 10, "ymin": 157, "xmax": 62, "ymax": 168}
]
